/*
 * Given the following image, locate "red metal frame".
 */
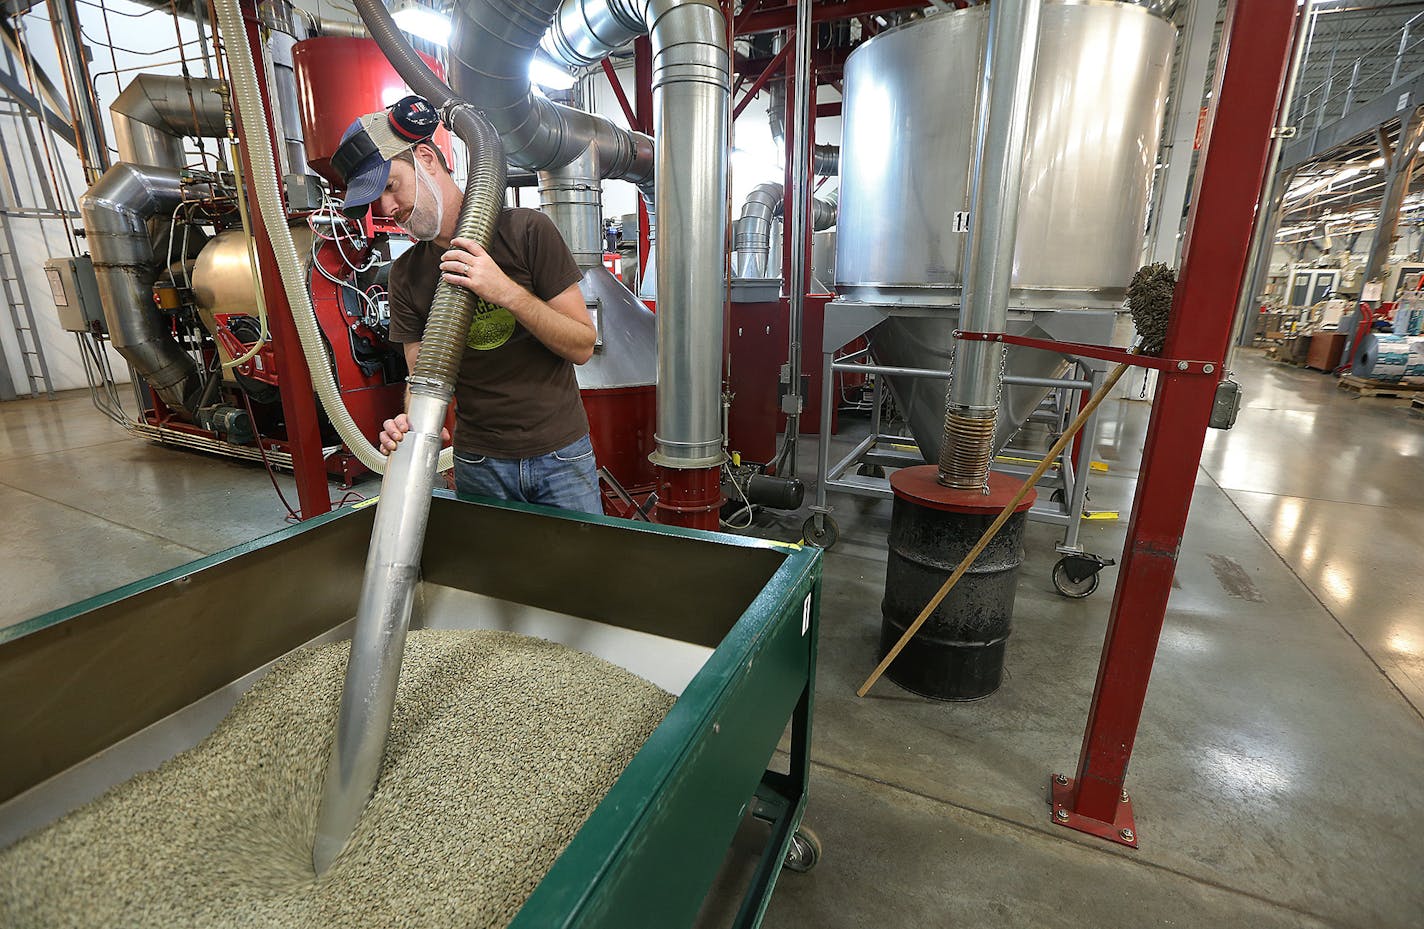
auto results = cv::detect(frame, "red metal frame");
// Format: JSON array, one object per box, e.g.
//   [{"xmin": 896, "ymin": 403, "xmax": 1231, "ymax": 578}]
[
  {"xmin": 733, "ymin": 41, "xmax": 792, "ymax": 119},
  {"xmin": 230, "ymin": 0, "xmax": 331, "ymax": 518},
  {"xmin": 954, "ymin": 330, "xmax": 1218, "ymax": 375},
  {"xmin": 634, "ymin": 37, "xmax": 653, "ymax": 284},
  {"xmin": 738, "ymin": 0, "xmax": 924, "ymax": 35},
  {"xmin": 599, "ymin": 59, "xmax": 638, "ymax": 129},
  {"xmin": 1050, "ymin": 0, "xmax": 1300, "ymax": 846}
]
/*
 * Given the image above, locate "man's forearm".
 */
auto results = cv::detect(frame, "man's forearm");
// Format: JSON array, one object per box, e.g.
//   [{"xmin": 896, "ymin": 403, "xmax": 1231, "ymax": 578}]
[{"xmin": 504, "ymin": 288, "xmax": 595, "ymax": 364}]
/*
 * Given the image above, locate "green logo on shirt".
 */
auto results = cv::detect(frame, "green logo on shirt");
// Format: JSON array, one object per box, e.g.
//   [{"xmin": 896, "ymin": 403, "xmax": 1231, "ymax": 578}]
[{"xmin": 466, "ymin": 298, "xmax": 516, "ymax": 350}]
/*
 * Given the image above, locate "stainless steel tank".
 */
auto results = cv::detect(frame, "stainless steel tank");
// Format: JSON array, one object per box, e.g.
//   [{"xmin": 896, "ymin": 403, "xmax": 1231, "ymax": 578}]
[
  {"xmin": 191, "ymin": 227, "xmax": 316, "ymax": 377},
  {"xmin": 834, "ymin": 0, "xmax": 1174, "ymax": 455}
]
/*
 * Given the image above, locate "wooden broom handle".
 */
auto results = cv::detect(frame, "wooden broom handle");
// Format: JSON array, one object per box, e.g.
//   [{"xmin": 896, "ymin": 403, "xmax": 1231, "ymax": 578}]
[{"xmin": 857, "ymin": 361, "xmax": 1130, "ymax": 698}]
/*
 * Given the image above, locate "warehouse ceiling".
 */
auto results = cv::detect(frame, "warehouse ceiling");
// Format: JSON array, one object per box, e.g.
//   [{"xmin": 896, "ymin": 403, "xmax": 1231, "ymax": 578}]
[{"xmin": 1276, "ymin": 0, "xmax": 1424, "ymax": 233}]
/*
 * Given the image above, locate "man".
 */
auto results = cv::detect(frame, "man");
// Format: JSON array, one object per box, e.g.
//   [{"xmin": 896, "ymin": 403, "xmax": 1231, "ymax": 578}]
[{"xmin": 332, "ymin": 97, "xmax": 602, "ymax": 514}]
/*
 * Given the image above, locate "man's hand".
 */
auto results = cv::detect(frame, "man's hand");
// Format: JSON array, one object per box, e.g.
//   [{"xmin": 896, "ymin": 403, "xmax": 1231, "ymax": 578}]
[
  {"xmin": 379, "ymin": 413, "xmax": 452, "ymax": 456},
  {"xmin": 440, "ymin": 237, "xmax": 521, "ymax": 306}
]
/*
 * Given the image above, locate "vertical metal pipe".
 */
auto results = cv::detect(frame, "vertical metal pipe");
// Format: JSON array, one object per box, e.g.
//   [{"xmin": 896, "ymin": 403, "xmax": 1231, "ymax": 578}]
[
  {"xmin": 1229, "ymin": 0, "xmax": 1312, "ymax": 366},
  {"xmin": 1393, "ymin": 23, "xmax": 1410, "ymax": 85},
  {"xmin": 939, "ymin": 0, "xmax": 1042, "ymax": 489},
  {"xmin": 649, "ymin": 0, "xmax": 731, "ymax": 470},
  {"xmin": 49, "ymin": 0, "xmax": 110, "ymax": 184},
  {"xmin": 1343, "ymin": 58, "xmax": 1362, "ymax": 114},
  {"xmin": 783, "ymin": 0, "xmax": 813, "ymax": 474},
  {"xmin": 1147, "ymin": 0, "xmax": 1216, "ymax": 267},
  {"xmin": 539, "ymin": 142, "xmax": 603, "ymax": 269}
]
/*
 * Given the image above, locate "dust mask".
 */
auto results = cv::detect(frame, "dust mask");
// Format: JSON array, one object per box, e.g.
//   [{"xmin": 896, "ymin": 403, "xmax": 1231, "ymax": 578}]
[{"xmin": 400, "ymin": 161, "xmax": 444, "ymax": 242}]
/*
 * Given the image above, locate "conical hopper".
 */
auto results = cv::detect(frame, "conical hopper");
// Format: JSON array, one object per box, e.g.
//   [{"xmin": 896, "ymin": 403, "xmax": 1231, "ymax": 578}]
[{"xmin": 870, "ymin": 314, "xmax": 1070, "ymax": 461}]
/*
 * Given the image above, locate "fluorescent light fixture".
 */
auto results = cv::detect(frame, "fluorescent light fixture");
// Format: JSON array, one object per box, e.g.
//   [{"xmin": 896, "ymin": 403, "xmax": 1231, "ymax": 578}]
[
  {"xmin": 391, "ymin": 3, "xmax": 451, "ymax": 45},
  {"xmin": 529, "ymin": 56, "xmax": 576, "ymax": 90},
  {"xmin": 1370, "ymin": 156, "xmax": 1386, "ymax": 168}
]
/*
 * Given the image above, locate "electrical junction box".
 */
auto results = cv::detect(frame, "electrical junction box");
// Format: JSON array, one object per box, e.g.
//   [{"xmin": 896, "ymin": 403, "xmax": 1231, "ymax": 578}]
[
  {"xmin": 1208, "ymin": 376, "xmax": 1242, "ymax": 430},
  {"xmin": 44, "ymin": 255, "xmax": 106, "ymax": 333}
]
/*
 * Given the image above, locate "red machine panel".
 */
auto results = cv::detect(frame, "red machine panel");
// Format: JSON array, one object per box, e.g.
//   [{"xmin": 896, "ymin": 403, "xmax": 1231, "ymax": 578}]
[
  {"xmin": 726, "ymin": 294, "xmax": 851, "ymax": 467},
  {"xmin": 582, "ymin": 384, "xmax": 658, "ymax": 514},
  {"xmin": 292, "ymin": 37, "xmax": 454, "ymax": 188}
]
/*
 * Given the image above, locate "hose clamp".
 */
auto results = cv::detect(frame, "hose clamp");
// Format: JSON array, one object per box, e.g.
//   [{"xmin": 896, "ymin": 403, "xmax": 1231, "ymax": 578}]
[
  {"xmin": 439, "ymin": 100, "xmax": 488, "ymax": 128},
  {"xmin": 406, "ymin": 374, "xmax": 452, "ymax": 398}
]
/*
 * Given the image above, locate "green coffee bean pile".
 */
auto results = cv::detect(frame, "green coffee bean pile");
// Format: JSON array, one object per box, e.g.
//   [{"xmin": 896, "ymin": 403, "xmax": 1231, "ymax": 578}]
[{"xmin": 0, "ymin": 629, "xmax": 674, "ymax": 928}]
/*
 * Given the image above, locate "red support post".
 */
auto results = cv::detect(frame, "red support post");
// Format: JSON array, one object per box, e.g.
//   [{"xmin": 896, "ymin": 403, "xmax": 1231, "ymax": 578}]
[
  {"xmin": 1050, "ymin": 0, "xmax": 1300, "ymax": 847},
  {"xmin": 232, "ymin": 0, "xmax": 330, "ymax": 519},
  {"xmin": 634, "ymin": 36, "xmax": 653, "ymax": 282},
  {"xmin": 599, "ymin": 59, "xmax": 639, "ymax": 130}
]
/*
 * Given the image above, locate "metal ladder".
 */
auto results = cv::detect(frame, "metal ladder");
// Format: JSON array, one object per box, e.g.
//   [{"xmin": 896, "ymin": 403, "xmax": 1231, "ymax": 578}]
[
  {"xmin": 0, "ymin": 46, "xmax": 66, "ymax": 400},
  {"xmin": 0, "ymin": 200, "xmax": 54, "ymax": 400}
]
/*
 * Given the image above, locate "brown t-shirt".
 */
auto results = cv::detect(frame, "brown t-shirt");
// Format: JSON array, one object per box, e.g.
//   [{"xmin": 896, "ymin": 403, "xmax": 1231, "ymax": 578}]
[{"xmin": 388, "ymin": 208, "xmax": 587, "ymax": 458}]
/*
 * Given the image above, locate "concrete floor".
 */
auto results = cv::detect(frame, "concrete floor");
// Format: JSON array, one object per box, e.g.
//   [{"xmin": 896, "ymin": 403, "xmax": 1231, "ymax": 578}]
[{"xmin": 3, "ymin": 350, "xmax": 1422, "ymax": 928}]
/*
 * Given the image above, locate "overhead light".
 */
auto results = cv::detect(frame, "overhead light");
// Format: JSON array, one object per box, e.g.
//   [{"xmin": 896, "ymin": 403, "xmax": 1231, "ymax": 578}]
[
  {"xmin": 530, "ymin": 54, "xmax": 577, "ymax": 90},
  {"xmin": 390, "ymin": 0, "xmax": 451, "ymax": 45},
  {"xmin": 1370, "ymin": 156, "xmax": 1386, "ymax": 168}
]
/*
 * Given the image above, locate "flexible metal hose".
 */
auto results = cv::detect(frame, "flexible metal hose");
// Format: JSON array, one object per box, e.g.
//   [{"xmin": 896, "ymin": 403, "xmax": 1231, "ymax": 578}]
[
  {"xmin": 343, "ymin": 0, "xmax": 507, "ymax": 388},
  {"xmin": 308, "ymin": 0, "xmax": 507, "ymax": 876}
]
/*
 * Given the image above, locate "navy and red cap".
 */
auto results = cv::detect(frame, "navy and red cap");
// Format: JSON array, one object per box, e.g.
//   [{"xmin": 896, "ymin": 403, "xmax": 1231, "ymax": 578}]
[{"xmin": 331, "ymin": 95, "xmax": 440, "ymax": 214}]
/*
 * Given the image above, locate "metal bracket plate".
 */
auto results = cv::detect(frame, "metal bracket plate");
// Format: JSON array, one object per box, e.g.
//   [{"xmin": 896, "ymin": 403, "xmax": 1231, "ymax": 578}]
[{"xmin": 1050, "ymin": 775, "xmax": 1139, "ymax": 848}]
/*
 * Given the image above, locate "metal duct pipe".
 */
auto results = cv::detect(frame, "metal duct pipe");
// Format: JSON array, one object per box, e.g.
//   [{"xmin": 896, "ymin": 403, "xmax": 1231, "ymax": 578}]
[
  {"xmin": 49, "ymin": 0, "xmax": 110, "ymax": 184},
  {"xmin": 450, "ymin": 0, "xmax": 653, "ymax": 187},
  {"xmin": 80, "ymin": 164, "xmax": 207, "ymax": 417},
  {"xmin": 939, "ymin": 0, "xmax": 1042, "ymax": 490},
  {"xmin": 767, "ymin": 77, "xmax": 839, "ymax": 176},
  {"xmin": 110, "ymin": 74, "xmax": 227, "ymax": 167},
  {"xmin": 538, "ymin": 143, "xmax": 603, "ymax": 268},
  {"xmin": 530, "ymin": 0, "xmax": 731, "ymax": 467},
  {"xmin": 318, "ymin": 17, "xmax": 368, "ymax": 38},
  {"xmin": 734, "ymin": 181, "xmax": 836, "ymax": 278}
]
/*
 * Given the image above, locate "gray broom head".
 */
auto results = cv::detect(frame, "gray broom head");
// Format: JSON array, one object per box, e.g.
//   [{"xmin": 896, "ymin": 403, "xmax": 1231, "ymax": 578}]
[{"xmin": 1127, "ymin": 263, "xmax": 1177, "ymax": 357}]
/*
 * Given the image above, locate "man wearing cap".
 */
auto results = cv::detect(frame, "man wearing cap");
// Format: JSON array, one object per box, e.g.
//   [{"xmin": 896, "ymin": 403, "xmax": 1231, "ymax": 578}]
[{"xmin": 333, "ymin": 97, "xmax": 602, "ymax": 514}]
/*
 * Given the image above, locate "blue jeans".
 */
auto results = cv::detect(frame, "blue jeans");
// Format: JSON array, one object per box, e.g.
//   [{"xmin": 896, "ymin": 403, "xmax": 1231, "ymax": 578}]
[{"xmin": 452, "ymin": 434, "xmax": 603, "ymax": 515}]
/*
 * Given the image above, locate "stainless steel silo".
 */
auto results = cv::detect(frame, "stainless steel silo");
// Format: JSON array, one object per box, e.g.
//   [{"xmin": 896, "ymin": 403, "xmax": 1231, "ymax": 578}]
[{"xmin": 835, "ymin": 0, "xmax": 1175, "ymax": 457}]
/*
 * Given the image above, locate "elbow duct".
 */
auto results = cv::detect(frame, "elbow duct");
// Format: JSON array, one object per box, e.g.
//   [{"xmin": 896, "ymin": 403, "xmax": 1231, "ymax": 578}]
[
  {"xmin": 110, "ymin": 74, "xmax": 227, "ymax": 167},
  {"xmin": 82, "ymin": 74, "xmax": 226, "ymax": 421},
  {"xmin": 767, "ymin": 78, "xmax": 839, "ymax": 176},
  {"xmin": 733, "ymin": 182, "xmax": 837, "ymax": 278},
  {"xmin": 81, "ymin": 164, "xmax": 208, "ymax": 417},
  {"xmin": 449, "ymin": 0, "xmax": 653, "ymax": 187}
]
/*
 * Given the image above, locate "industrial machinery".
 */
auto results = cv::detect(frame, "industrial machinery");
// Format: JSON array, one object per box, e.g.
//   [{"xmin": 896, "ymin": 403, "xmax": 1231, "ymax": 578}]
[
  {"xmin": 63, "ymin": 21, "xmax": 453, "ymax": 497},
  {"xmin": 809, "ymin": 0, "xmax": 1175, "ymax": 593}
]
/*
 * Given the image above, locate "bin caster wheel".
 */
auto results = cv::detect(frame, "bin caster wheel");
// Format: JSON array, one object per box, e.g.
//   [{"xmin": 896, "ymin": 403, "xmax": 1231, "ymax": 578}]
[
  {"xmin": 784, "ymin": 825, "xmax": 822, "ymax": 873},
  {"xmin": 803, "ymin": 515, "xmax": 839, "ymax": 550},
  {"xmin": 856, "ymin": 462, "xmax": 886, "ymax": 478},
  {"xmin": 1052, "ymin": 553, "xmax": 1115, "ymax": 599}
]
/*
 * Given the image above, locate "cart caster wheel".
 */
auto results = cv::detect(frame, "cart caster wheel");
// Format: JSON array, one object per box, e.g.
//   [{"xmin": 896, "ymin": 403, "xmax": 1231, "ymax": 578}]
[
  {"xmin": 803, "ymin": 515, "xmax": 839, "ymax": 550},
  {"xmin": 856, "ymin": 463, "xmax": 886, "ymax": 478},
  {"xmin": 784, "ymin": 825, "xmax": 822, "ymax": 873},
  {"xmin": 1052, "ymin": 553, "xmax": 1115, "ymax": 599},
  {"xmin": 1050, "ymin": 489, "xmax": 1064, "ymax": 505}
]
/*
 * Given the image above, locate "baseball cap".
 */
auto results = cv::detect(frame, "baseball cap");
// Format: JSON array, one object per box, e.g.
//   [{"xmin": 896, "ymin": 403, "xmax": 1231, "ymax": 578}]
[{"xmin": 331, "ymin": 95, "xmax": 440, "ymax": 215}]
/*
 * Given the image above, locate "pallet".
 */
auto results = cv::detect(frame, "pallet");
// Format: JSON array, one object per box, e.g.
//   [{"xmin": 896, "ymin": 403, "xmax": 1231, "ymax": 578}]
[{"xmin": 1337, "ymin": 375, "xmax": 1424, "ymax": 398}]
